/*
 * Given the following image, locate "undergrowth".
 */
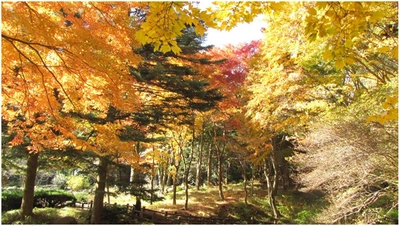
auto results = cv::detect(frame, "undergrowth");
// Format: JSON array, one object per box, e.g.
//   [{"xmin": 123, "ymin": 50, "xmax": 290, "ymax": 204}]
[{"xmin": 1, "ymin": 207, "xmax": 89, "ymax": 224}]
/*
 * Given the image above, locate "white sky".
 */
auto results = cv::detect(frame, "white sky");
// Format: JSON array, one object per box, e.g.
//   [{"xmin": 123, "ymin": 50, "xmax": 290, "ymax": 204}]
[{"xmin": 197, "ymin": 2, "xmax": 266, "ymax": 47}]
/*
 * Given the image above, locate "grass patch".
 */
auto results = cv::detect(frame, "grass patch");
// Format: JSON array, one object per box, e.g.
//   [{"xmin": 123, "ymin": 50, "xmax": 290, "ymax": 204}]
[{"xmin": 1, "ymin": 207, "xmax": 89, "ymax": 224}]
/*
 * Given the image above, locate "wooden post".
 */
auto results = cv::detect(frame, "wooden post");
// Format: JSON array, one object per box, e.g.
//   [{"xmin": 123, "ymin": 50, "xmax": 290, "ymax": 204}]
[
  {"xmin": 81, "ymin": 202, "xmax": 84, "ymax": 209},
  {"xmin": 90, "ymin": 201, "xmax": 93, "ymax": 209},
  {"xmin": 132, "ymin": 205, "xmax": 136, "ymax": 218},
  {"xmin": 126, "ymin": 204, "xmax": 130, "ymax": 213}
]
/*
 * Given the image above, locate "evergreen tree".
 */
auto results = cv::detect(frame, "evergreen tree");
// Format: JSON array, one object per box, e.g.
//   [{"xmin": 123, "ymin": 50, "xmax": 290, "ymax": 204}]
[{"xmin": 130, "ymin": 27, "xmax": 224, "ymax": 128}]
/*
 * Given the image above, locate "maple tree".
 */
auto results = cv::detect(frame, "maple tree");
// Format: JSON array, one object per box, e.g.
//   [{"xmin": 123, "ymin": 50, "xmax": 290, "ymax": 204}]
[{"xmin": 1, "ymin": 2, "xmax": 203, "ymax": 220}]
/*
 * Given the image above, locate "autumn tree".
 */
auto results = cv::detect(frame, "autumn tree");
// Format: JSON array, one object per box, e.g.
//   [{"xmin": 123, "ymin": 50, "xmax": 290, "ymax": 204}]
[{"xmin": 220, "ymin": 1, "xmax": 398, "ymax": 222}]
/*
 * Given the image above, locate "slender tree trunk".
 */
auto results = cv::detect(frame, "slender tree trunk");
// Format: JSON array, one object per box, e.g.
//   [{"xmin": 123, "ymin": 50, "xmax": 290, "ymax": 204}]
[
  {"xmin": 167, "ymin": 172, "xmax": 172, "ymax": 186},
  {"xmin": 250, "ymin": 166, "xmax": 254, "ymax": 196},
  {"xmin": 239, "ymin": 160, "xmax": 248, "ymax": 205},
  {"xmin": 217, "ymin": 153, "xmax": 224, "ymax": 200},
  {"xmin": 106, "ymin": 180, "xmax": 110, "ymax": 204},
  {"xmin": 150, "ymin": 152, "xmax": 155, "ymax": 205},
  {"xmin": 184, "ymin": 172, "xmax": 189, "ymax": 209},
  {"xmin": 207, "ymin": 144, "xmax": 212, "ymax": 186},
  {"xmin": 130, "ymin": 166, "xmax": 135, "ymax": 183},
  {"xmin": 172, "ymin": 175, "xmax": 177, "ymax": 205},
  {"xmin": 91, "ymin": 157, "xmax": 109, "ymax": 224},
  {"xmin": 183, "ymin": 126, "xmax": 195, "ymax": 210},
  {"xmin": 158, "ymin": 165, "xmax": 165, "ymax": 195},
  {"xmin": 196, "ymin": 128, "xmax": 204, "ymax": 190},
  {"xmin": 264, "ymin": 157, "xmax": 280, "ymax": 220},
  {"xmin": 21, "ymin": 151, "xmax": 39, "ymax": 218},
  {"xmin": 225, "ymin": 161, "xmax": 230, "ymax": 185},
  {"xmin": 163, "ymin": 167, "xmax": 169, "ymax": 192},
  {"xmin": 171, "ymin": 141, "xmax": 180, "ymax": 205}
]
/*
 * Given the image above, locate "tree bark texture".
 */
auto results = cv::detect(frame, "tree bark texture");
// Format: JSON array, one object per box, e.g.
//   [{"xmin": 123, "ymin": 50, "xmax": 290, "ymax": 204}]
[
  {"xmin": 264, "ymin": 156, "xmax": 280, "ymax": 220},
  {"xmin": 91, "ymin": 157, "xmax": 109, "ymax": 224},
  {"xmin": 21, "ymin": 151, "xmax": 39, "ymax": 218}
]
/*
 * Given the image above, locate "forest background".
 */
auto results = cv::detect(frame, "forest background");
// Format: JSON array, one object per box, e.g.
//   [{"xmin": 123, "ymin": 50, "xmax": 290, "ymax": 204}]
[{"xmin": 1, "ymin": 1, "xmax": 398, "ymax": 224}]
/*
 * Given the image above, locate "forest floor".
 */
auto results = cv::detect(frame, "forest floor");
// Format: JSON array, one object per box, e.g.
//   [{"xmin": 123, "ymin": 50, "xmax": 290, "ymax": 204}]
[
  {"xmin": 2, "ymin": 182, "xmax": 328, "ymax": 224},
  {"xmin": 107, "ymin": 182, "xmax": 278, "ymax": 223},
  {"xmin": 106, "ymin": 181, "xmax": 329, "ymax": 224}
]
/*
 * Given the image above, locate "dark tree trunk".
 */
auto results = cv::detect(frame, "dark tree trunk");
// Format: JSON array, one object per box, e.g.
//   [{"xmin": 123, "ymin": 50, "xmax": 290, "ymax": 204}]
[
  {"xmin": 91, "ymin": 157, "xmax": 109, "ymax": 224},
  {"xmin": 167, "ymin": 172, "xmax": 172, "ymax": 186},
  {"xmin": 207, "ymin": 144, "xmax": 213, "ymax": 186},
  {"xmin": 239, "ymin": 160, "xmax": 248, "ymax": 205},
  {"xmin": 21, "ymin": 151, "xmax": 39, "ymax": 218},
  {"xmin": 171, "ymin": 143, "xmax": 180, "ymax": 206},
  {"xmin": 250, "ymin": 166, "xmax": 254, "ymax": 196},
  {"xmin": 183, "ymin": 126, "xmax": 195, "ymax": 210},
  {"xmin": 217, "ymin": 153, "xmax": 224, "ymax": 200}
]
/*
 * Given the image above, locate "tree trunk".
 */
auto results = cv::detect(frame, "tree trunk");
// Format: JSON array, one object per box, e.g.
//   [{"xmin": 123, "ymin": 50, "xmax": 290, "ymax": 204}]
[
  {"xmin": 172, "ymin": 146, "xmax": 180, "ymax": 206},
  {"xmin": 264, "ymin": 157, "xmax": 280, "ymax": 220},
  {"xmin": 21, "ymin": 151, "xmax": 39, "ymax": 218},
  {"xmin": 207, "ymin": 144, "xmax": 213, "ymax": 186},
  {"xmin": 217, "ymin": 153, "xmax": 224, "ymax": 200},
  {"xmin": 225, "ymin": 161, "xmax": 230, "ymax": 185},
  {"xmin": 250, "ymin": 166, "xmax": 254, "ymax": 196},
  {"xmin": 158, "ymin": 165, "xmax": 165, "ymax": 196},
  {"xmin": 150, "ymin": 149, "xmax": 155, "ymax": 205},
  {"xmin": 91, "ymin": 157, "xmax": 109, "ymax": 224},
  {"xmin": 172, "ymin": 175, "xmax": 177, "ymax": 205},
  {"xmin": 130, "ymin": 165, "xmax": 135, "ymax": 183},
  {"xmin": 106, "ymin": 180, "xmax": 110, "ymax": 204},
  {"xmin": 183, "ymin": 127, "xmax": 195, "ymax": 210},
  {"xmin": 167, "ymin": 172, "xmax": 172, "ymax": 186},
  {"xmin": 184, "ymin": 172, "xmax": 189, "ymax": 209},
  {"xmin": 196, "ymin": 129, "xmax": 204, "ymax": 190},
  {"xmin": 163, "ymin": 167, "xmax": 169, "ymax": 192},
  {"xmin": 239, "ymin": 160, "xmax": 248, "ymax": 205}
]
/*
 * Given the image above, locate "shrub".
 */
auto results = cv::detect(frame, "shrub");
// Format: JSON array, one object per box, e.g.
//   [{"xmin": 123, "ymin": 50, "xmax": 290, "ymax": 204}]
[
  {"xmin": 101, "ymin": 204, "xmax": 131, "ymax": 224},
  {"xmin": 1, "ymin": 188, "xmax": 76, "ymax": 211},
  {"xmin": 73, "ymin": 191, "xmax": 90, "ymax": 202},
  {"xmin": 67, "ymin": 175, "xmax": 91, "ymax": 191},
  {"xmin": 52, "ymin": 173, "xmax": 68, "ymax": 189},
  {"xmin": 1, "ymin": 189, "xmax": 23, "ymax": 212},
  {"xmin": 34, "ymin": 189, "xmax": 76, "ymax": 208}
]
